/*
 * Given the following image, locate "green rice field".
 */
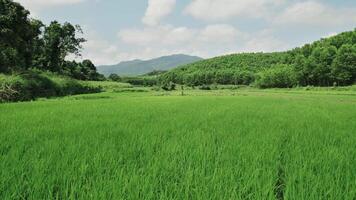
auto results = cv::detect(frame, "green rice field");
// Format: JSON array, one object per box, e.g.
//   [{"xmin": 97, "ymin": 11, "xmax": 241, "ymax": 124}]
[{"xmin": 1, "ymin": 88, "xmax": 356, "ymax": 199}]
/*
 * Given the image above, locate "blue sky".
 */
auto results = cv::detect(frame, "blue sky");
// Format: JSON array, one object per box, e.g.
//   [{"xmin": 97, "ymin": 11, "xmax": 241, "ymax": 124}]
[{"xmin": 17, "ymin": 0, "xmax": 356, "ymax": 65}]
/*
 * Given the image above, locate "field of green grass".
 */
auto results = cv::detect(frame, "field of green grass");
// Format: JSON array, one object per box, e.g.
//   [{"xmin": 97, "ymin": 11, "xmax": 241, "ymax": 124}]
[{"xmin": 1, "ymin": 87, "xmax": 356, "ymax": 199}]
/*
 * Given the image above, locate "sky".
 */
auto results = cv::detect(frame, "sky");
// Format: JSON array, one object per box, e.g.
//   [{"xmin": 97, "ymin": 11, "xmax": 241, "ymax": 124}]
[{"xmin": 16, "ymin": 0, "xmax": 356, "ymax": 65}]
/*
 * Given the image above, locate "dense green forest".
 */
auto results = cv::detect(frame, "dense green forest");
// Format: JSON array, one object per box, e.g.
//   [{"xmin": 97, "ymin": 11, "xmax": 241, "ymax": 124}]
[
  {"xmin": 160, "ymin": 30, "xmax": 356, "ymax": 88},
  {"xmin": 0, "ymin": 0, "xmax": 103, "ymax": 80}
]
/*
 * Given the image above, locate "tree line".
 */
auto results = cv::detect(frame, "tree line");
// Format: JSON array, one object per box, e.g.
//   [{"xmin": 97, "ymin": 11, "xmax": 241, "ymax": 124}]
[
  {"xmin": 0, "ymin": 0, "xmax": 104, "ymax": 80},
  {"xmin": 159, "ymin": 29, "xmax": 356, "ymax": 88}
]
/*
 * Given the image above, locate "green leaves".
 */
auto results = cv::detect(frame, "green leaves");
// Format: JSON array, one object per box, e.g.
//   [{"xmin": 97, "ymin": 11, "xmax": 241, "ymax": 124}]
[
  {"xmin": 255, "ymin": 64, "xmax": 298, "ymax": 88},
  {"xmin": 331, "ymin": 44, "xmax": 356, "ymax": 85}
]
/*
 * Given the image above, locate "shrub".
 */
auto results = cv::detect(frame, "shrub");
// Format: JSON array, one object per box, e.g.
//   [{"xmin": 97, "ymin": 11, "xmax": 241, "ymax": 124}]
[
  {"xmin": 0, "ymin": 74, "xmax": 29, "ymax": 102},
  {"xmin": 108, "ymin": 74, "xmax": 121, "ymax": 82},
  {"xmin": 121, "ymin": 77, "xmax": 158, "ymax": 86},
  {"xmin": 199, "ymin": 85, "xmax": 211, "ymax": 90},
  {"xmin": 0, "ymin": 71, "xmax": 101, "ymax": 103},
  {"xmin": 161, "ymin": 82, "xmax": 176, "ymax": 91}
]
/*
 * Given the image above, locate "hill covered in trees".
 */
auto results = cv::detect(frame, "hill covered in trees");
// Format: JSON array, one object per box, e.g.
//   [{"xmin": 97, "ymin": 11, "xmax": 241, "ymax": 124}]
[
  {"xmin": 97, "ymin": 54, "xmax": 202, "ymax": 76},
  {"xmin": 160, "ymin": 29, "xmax": 356, "ymax": 88}
]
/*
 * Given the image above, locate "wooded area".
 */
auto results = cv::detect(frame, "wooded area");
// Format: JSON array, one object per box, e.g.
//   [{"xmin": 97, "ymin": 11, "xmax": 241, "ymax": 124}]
[
  {"xmin": 160, "ymin": 30, "xmax": 356, "ymax": 88},
  {"xmin": 0, "ymin": 0, "xmax": 103, "ymax": 81}
]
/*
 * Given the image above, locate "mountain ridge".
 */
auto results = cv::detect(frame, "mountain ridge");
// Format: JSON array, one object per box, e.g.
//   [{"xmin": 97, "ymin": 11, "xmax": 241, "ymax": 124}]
[{"xmin": 97, "ymin": 54, "xmax": 203, "ymax": 76}]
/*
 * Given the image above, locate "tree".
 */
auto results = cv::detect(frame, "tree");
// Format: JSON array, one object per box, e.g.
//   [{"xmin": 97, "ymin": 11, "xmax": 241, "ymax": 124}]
[
  {"xmin": 0, "ymin": 0, "xmax": 41, "ymax": 72},
  {"xmin": 61, "ymin": 59, "xmax": 103, "ymax": 81},
  {"xmin": 39, "ymin": 21, "xmax": 86, "ymax": 72},
  {"xmin": 331, "ymin": 44, "xmax": 356, "ymax": 85},
  {"xmin": 308, "ymin": 45, "xmax": 337, "ymax": 86},
  {"xmin": 108, "ymin": 74, "xmax": 121, "ymax": 82},
  {"xmin": 81, "ymin": 59, "xmax": 102, "ymax": 80},
  {"xmin": 256, "ymin": 65, "xmax": 297, "ymax": 88}
]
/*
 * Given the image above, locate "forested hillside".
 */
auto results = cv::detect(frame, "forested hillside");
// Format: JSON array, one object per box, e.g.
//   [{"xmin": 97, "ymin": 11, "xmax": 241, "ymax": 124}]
[{"xmin": 160, "ymin": 30, "xmax": 356, "ymax": 88}]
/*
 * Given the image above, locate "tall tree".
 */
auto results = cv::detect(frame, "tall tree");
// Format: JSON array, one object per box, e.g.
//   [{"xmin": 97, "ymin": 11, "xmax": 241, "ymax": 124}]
[
  {"xmin": 0, "ymin": 0, "xmax": 40, "ymax": 72},
  {"xmin": 40, "ymin": 21, "xmax": 86, "ymax": 72},
  {"xmin": 331, "ymin": 44, "xmax": 356, "ymax": 85}
]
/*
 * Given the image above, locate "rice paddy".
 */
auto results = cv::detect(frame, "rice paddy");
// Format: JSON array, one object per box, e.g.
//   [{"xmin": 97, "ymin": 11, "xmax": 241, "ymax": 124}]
[{"xmin": 0, "ymin": 88, "xmax": 355, "ymax": 199}]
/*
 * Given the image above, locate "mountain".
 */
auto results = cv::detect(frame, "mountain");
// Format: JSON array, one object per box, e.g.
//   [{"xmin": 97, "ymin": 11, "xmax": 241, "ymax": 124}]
[{"xmin": 97, "ymin": 54, "xmax": 203, "ymax": 76}]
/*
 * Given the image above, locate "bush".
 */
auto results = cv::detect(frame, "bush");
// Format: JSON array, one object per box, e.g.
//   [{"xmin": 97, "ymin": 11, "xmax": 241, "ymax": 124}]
[
  {"xmin": 121, "ymin": 77, "xmax": 158, "ymax": 86},
  {"xmin": 199, "ymin": 85, "xmax": 211, "ymax": 90},
  {"xmin": 0, "ymin": 71, "xmax": 101, "ymax": 103},
  {"xmin": 0, "ymin": 74, "xmax": 29, "ymax": 102},
  {"xmin": 161, "ymin": 82, "xmax": 176, "ymax": 91},
  {"xmin": 108, "ymin": 74, "xmax": 121, "ymax": 82}
]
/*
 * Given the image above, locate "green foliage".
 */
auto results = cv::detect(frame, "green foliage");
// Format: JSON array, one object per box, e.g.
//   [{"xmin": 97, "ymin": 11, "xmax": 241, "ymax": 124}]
[
  {"xmin": 0, "ymin": 0, "xmax": 103, "ymax": 81},
  {"xmin": 121, "ymin": 76, "xmax": 158, "ymax": 86},
  {"xmin": 255, "ymin": 64, "xmax": 298, "ymax": 88},
  {"xmin": 161, "ymin": 29, "xmax": 356, "ymax": 88},
  {"xmin": 161, "ymin": 81, "xmax": 176, "ymax": 91},
  {"xmin": 108, "ymin": 73, "xmax": 122, "ymax": 82},
  {"xmin": 331, "ymin": 44, "xmax": 356, "ymax": 85},
  {"xmin": 199, "ymin": 84, "xmax": 211, "ymax": 90},
  {"xmin": 63, "ymin": 60, "xmax": 105, "ymax": 81},
  {"xmin": 0, "ymin": 0, "xmax": 41, "ymax": 72},
  {"xmin": 82, "ymin": 81, "xmax": 132, "ymax": 92},
  {"xmin": 0, "ymin": 71, "xmax": 101, "ymax": 102},
  {"xmin": 145, "ymin": 70, "xmax": 167, "ymax": 76},
  {"xmin": 36, "ymin": 21, "xmax": 86, "ymax": 72}
]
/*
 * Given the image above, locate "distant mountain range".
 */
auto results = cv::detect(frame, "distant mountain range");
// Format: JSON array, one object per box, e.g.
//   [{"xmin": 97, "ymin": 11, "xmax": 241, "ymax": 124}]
[{"xmin": 97, "ymin": 54, "xmax": 203, "ymax": 76}]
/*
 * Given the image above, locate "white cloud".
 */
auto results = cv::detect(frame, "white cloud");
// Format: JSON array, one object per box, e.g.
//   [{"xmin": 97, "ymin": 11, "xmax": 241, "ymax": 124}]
[
  {"xmin": 199, "ymin": 24, "xmax": 246, "ymax": 43},
  {"xmin": 68, "ymin": 28, "xmax": 122, "ymax": 65},
  {"xmin": 118, "ymin": 24, "xmax": 245, "ymax": 47},
  {"xmin": 184, "ymin": 0, "xmax": 356, "ymax": 28},
  {"xmin": 116, "ymin": 24, "xmax": 260, "ymax": 62},
  {"xmin": 71, "ymin": 25, "xmax": 291, "ymax": 65},
  {"xmin": 142, "ymin": 0, "xmax": 176, "ymax": 26},
  {"xmin": 118, "ymin": 25, "xmax": 195, "ymax": 46},
  {"xmin": 184, "ymin": 0, "xmax": 285, "ymax": 21},
  {"xmin": 274, "ymin": 1, "xmax": 356, "ymax": 27},
  {"xmin": 46, "ymin": 0, "xmax": 356, "ymax": 65}
]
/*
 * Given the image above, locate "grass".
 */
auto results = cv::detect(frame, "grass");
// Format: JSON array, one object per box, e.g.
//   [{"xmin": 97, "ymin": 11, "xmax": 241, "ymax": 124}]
[
  {"xmin": 0, "ymin": 88, "xmax": 356, "ymax": 199},
  {"xmin": 81, "ymin": 81, "xmax": 132, "ymax": 92}
]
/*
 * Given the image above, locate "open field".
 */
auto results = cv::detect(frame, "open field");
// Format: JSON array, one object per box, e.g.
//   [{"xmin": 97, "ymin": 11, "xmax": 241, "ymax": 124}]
[{"xmin": 1, "ymin": 88, "xmax": 356, "ymax": 199}]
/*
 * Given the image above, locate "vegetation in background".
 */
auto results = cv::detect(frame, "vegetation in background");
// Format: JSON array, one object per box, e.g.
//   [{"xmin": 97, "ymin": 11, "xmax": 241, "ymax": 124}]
[
  {"xmin": 255, "ymin": 64, "xmax": 298, "ymax": 88},
  {"xmin": 108, "ymin": 73, "xmax": 122, "ymax": 82},
  {"xmin": 0, "ymin": 70, "xmax": 100, "ymax": 102},
  {"xmin": 160, "ymin": 29, "xmax": 356, "ymax": 88},
  {"xmin": 0, "ymin": 0, "xmax": 105, "ymax": 102},
  {"xmin": 0, "ymin": 0, "xmax": 103, "ymax": 80}
]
